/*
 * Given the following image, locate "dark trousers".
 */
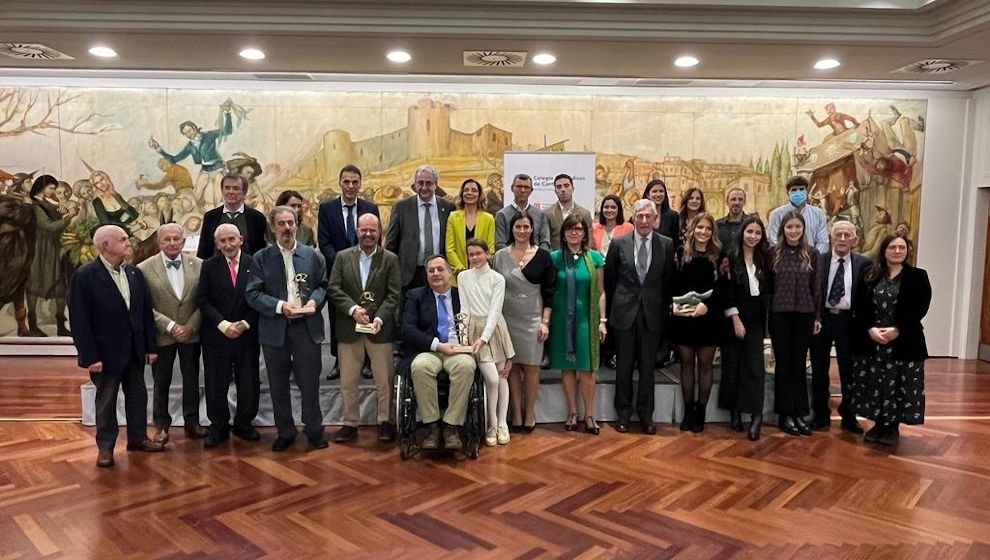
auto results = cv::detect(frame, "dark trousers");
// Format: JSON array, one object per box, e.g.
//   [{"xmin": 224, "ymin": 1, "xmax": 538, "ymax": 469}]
[
  {"xmin": 263, "ymin": 321, "xmax": 324, "ymax": 440},
  {"xmin": 151, "ymin": 342, "xmax": 202, "ymax": 430},
  {"xmin": 613, "ymin": 310, "xmax": 661, "ymax": 422},
  {"xmin": 810, "ymin": 310, "xmax": 854, "ymax": 421},
  {"xmin": 718, "ymin": 297, "xmax": 766, "ymax": 415},
  {"xmin": 90, "ymin": 358, "xmax": 148, "ymax": 451},
  {"xmin": 203, "ymin": 341, "xmax": 260, "ymax": 435},
  {"xmin": 769, "ymin": 312, "xmax": 814, "ymax": 417}
]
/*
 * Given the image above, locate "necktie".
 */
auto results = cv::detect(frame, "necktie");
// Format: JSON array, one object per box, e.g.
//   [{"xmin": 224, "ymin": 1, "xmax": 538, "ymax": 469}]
[
  {"xmin": 437, "ymin": 294, "xmax": 449, "ymax": 343},
  {"xmin": 166, "ymin": 259, "xmax": 181, "ymax": 270},
  {"xmin": 228, "ymin": 258, "xmax": 238, "ymax": 286},
  {"xmin": 828, "ymin": 257, "xmax": 845, "ymax": 306},
  {"xmin": 345, "ymin": 204, "xmax": 357, "ymax": 246},
  {"xmin": 637, "ymin": 237, "xmax": 649, "ymax": 284},
  {"xmin": 422, "ymin": 202, "xmax": 434, "ymax": 262}
]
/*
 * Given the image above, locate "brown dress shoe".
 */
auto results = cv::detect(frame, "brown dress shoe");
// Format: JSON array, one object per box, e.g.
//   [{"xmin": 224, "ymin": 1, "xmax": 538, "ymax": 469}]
[
  {"xmin": 184, "ymin": 424, "xmax": 208, "ymax": 439},
  {"xmin": 96, "ymin": 450, "xmax": 114, "ymax": 468},
  {"xmin": 126, "ymin": 439, "xmax": 166, "ymax": 452}
]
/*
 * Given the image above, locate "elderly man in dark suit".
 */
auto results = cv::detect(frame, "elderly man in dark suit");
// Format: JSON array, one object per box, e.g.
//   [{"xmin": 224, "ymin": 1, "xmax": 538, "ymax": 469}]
[
  {"xmin": 69, "ymin": 225, "xmax": 165, "ymax": 468},
  {"xmin": 317, "ymin": 164, "xmax": 380, "ymax": 380},
  {"xmin": 137, "ymin": 223, "xmax": 205, "ymax": 444},
  {"xmin": 247, "ymin": 205, "xmax": 329, "ymax": 452},
  {"xmin": 385, "ymin": 164, "xmax": 455, "ymax": 291},
  {"xmin": 810, "ymin": 219, "xmax": 871, "ymax": 433},
  {"xmin": 402, "ymin": 255, "xmax": 477, "ymax": 450},
  {"xmin": 328, "ymin": 213, "xmax": 401, "ymax": 443},
  {"xmin": 197, "ymin": 223, "xmax": 261, "ymax": 448},
  {"xmin": 604, "ymin": 199, "xmax": 674, "ymax": 435},
  {"xmin": 196, "ymin": 173, "xmax": 267, "ymax": 260}
]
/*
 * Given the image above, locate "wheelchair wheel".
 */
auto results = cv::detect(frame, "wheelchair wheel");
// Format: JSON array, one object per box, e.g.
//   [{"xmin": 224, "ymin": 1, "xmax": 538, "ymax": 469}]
[
  {"xmin": 395, "ymin": 372, "xmax": 417, "ymax": 460},
  {"xmin": 399, "ymin": 437, "xmax": 412, "ymax": 460},
  {"xmin": 464, "ymin": 371, "xmax": 485, "ymax": 460}
]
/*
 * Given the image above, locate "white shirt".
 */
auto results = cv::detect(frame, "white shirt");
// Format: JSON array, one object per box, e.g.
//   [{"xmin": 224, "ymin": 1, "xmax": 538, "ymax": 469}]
[
  {"xmin": 99, "ymin": 255, "xmax": 130, "ymax": 310},
  {"xmin": 160, "ymin": 252, "xmax": 184, "ymax": 300},
  {"xmin": 280, "ymin": 241, "xmax": 300, "ymax": 307},
  {"xmin": 340, "ymin": 197, "xmax": 359, "ymax": 230},
  {"xmin": 359, "ymin": 246, "xmax": 377, "ymax": 289},
  {"xmin": 221, "ymin": 203, "xmax": 246, "ymax": 215},
  {"xmin": 558, "ymin": 201, "xmax": 573, "ymax": 219},
  {"xmin": 826, "ymin": 251, "xmax": 853, "ymax": 310},
  {"xmin": 725, "ymin": 260, "xmax": 761, "ymax": 318},
  {"xmin": 430, "ymin": 288, "xmax": 457, "ymax": 351},
  {"xmin": 417, "ymin": 194, "xmax": 441, "ymax": 262}
]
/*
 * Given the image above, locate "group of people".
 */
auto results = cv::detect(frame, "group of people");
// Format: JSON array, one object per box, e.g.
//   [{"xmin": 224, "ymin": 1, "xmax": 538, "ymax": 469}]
[{"xmin": 68, "ymin": 164, "xmax": 932, "ymax": 468}]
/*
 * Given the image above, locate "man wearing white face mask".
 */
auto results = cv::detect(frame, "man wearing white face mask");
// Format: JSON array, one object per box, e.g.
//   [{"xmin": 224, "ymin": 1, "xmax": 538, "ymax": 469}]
[{"xmin": 767, "ymin": 175, "xmax": 830, "ymax": 253}]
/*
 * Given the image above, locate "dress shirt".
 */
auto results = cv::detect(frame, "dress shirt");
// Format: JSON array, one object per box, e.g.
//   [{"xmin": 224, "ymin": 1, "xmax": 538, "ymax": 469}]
[
  {"xmin": 558, "ymin": 202, "xmax": 573, "ymax": 219},
  {"xmin": 161, "ymin": 251, "xmax": 184, "ymax": 333},
  {"xmin": 430, "ymin": 289, "xmax": 457, "ymax": 351},
  {"xmin": 767, "ymin": 202, "xmax": 830, "ymax": 253},
  {"xmin": 276, "ymin": 241, "xmax": 299, "ymax": 314},
  {"xmin": 217, "ymin": 250, "xmax": 251, "ymax": 334},
  {"xmin": 99, "ymin": 255, "xmax": 130, "ymax": 310},
  {"xmin": 417, "ymin": 195, "xmax": 441, "ymax": 263},
  {"xmin": 826, "ymin": 251, "xmax": 853, "ymax": 310},
  {"xmin": 222, "ymin": 203, "xmax": 246, "ymax": 216},
  {"xmin": 346, "ymin": 247, "xmax": 383, "ymax": 328}
]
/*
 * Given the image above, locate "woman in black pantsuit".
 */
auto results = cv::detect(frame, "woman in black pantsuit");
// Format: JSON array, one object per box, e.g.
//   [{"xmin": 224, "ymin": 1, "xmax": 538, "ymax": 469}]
[{"xmin": 718, "ymin": 215, "xmax": 771, "ymax": 440}]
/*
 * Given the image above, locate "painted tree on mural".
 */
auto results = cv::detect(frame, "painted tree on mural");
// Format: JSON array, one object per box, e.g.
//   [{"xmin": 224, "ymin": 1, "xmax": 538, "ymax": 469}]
[{"xmin": 0, "ymin": 89, "xmax": 117, "ymax": 137}]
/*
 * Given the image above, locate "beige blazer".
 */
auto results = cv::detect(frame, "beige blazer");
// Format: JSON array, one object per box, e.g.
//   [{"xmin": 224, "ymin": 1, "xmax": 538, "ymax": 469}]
[
  {"xmin": 546, "ymin": 202, "xmax": 593, "ymax": 251},
  {"xmin": 137, "ymin": 252, "xmax": 203, "ymax": 346}
]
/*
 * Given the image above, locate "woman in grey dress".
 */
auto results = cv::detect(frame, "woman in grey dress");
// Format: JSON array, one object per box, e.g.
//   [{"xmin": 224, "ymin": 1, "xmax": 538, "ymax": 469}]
[{"xmin": 494, "ymin": 212, "xmax": 555, "ymax": 432}]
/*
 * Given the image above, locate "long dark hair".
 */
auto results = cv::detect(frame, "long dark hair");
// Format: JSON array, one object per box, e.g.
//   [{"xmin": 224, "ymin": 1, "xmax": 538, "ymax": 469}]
[
  {"xmin": 772, "ymin": 210, "xmax": 812, "ymax": 271},
  {"xmin": 508, "ymin": 211, "xmax": 536, "ymax": 246},
  {"xmin": 598, "ymin": 194, "xmax": 625, "ymax": 225},
  {"xmin": 866, "ymin": 232, "xmax": 913, "ymax": 282},
  {"xmin": 678, "ymin": 187, "xmax": 706, "ymax": 230},
  {"xmin": 642, "ymin": 179, "xmax": 671, "ymax": 213},
  {"xmin": 735, "ymin": 214, "xmax": 771, "ymax": 280},
  {"xmin": 457, "ymin": 178, "xmax": 482, "ymax": 210}
]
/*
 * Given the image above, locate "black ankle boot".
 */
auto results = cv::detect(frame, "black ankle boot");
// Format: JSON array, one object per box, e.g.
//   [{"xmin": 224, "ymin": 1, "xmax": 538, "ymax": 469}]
[
  {"xmin": 747, "ymin": 414, "xmax": 763, "ymax": 441},
  {"xmin": 691, "ymin": 402, "xmax": 706, "ymax": 433},
  {"xmin": 679, "ymin": 402, "xmax": 694, "ymax": 431},
  {"xmin": 729, "ymin": 410, "xmax": 744, "ymax": 432}
]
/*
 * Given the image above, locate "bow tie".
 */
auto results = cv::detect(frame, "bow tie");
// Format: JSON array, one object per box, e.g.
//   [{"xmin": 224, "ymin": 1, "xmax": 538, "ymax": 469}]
[{"xmin": 166, "ymin": 259, "xmax": 181, "ymax": 270}]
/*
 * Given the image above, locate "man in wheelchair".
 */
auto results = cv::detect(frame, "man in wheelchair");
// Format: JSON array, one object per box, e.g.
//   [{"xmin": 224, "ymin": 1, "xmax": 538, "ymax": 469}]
[{"xmin": 400, "ymin": 255, "xmax": 478, "ymax": 451}]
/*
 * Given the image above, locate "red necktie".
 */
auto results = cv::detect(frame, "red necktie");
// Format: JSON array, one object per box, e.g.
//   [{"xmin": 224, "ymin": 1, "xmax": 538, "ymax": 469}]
[{"xmin": 228, "ymin": 258, "xmax": 238, "ymax": 286}]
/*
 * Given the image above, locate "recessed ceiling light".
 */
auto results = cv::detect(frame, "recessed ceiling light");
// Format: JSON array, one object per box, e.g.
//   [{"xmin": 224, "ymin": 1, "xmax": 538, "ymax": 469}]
[
  {"xmin": 815, "ymin": 58, "xmax": 840, "ymax": 70},
  {"xmin": 387, "ymin": 50, "xmax": 411, "ymax": 63},
  {"xmin": 239, "ymin": 48, "xmax": 266, "ymax": 60},
  {"xmin": 675, "ymin": 55, "xmax": 700, "ymax": 68},
  {"xmin": 532, "ymin": 53, "xmax": 556, "ymax": 65},
  {"xmin": 88, "ymin": 46, "xmax": 117, "ymax": 58}
]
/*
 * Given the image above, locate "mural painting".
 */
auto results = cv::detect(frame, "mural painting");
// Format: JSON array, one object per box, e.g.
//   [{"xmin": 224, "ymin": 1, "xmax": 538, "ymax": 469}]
[{"xmin": 0, "ymin": 88, "xmax": 927, "ymax": 338}]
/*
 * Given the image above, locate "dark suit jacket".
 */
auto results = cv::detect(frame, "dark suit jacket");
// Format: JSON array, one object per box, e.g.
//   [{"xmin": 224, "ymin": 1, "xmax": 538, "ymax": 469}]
[
  {"xmin": 246, "ymin": 243, "xmax": 328, "ymax": 347},
  {"xmin": 851, "ymin": 264, "xmax": 932, "ymax": 361},
  {"xmin": 817, "ymin": 251, "xmax": 870, "ymax": 311},
  {"xmin": 328, "ymin": 246, "xmax": 401, "ymax": 344},
  {"xmin": 196, "ymin": 252, "xmax": 260, "ymax": 348},
  {"xmin": 317, "ymin": 197, "xmax": 380, "ymax": 274},
  {"xmin": 385, "ymin": 194, "xmax": 455, "ymax": 287},
  {"xmin": 68, "ymin": 259, "xmax": 157, "ymax": 372},
  {"xmin": 402, "ymin": 286, "xmax": 461, "ymax": 354},
  {"xmin": 604, "ymin": 231, "xmax": 674, "ymax": 332},
  {"xmin": 196, "ymin": 205, "xmax": 268, "ymax": 260}
]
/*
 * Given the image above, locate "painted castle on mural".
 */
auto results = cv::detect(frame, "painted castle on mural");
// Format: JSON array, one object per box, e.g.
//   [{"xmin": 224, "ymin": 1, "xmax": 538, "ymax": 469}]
[{"xmin": 0, "ymin": 88, "xmax": 926, "ymax": 338}]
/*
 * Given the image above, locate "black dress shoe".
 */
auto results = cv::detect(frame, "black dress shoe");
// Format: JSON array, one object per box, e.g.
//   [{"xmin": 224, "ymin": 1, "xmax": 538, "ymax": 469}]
[
  {"xmin": 308, "ymin": 436, "xmax": 330, "ymax": 450},
  {"xmin": 747, "ymin": 414, "xmax": 763, "ymax": 441},
  {"xmin": 641, "ymin": 422, "xmax": 657, "ymax": 435},
  {"xmin": 96, "ymin": 450, "xmax": 114, "ymax": 468},
  {"xmin": 326, "ymin": 367, "xmax": 340, "ymax": 381},
  {"xmin": 778, "ymin": 416, "xmax": 801, "ymax": 436},
  {"xmin": 360, "ymin": 366, "xmax": 374, "ymax": 379},
  {"xmin": 378, "ymin": 423, "xmax": 396, "ymax": 442},
  {"xmin": 729, "ymin": 410, "xmax": 744, "ymax": 432},
  {"xmin": 613, "ymin": 419, "xmax": 629, "ymax": 433},
  {"xmin": 864, "ymin": 424, "xmax": 882, "ymax": 443},
  {"xmin": 333, "ymin": 425, "xmax": 358, "ymax": 443},
  {"xmin": 272, "ymin": 436, "xmax": 296, "ymax": 452},
  {"xmin": 840, "ymin": 416, "xmax": 864, "ymax": 434},
  {"xmin": 793, "ymin": 416, "xmax": 812, "ymax": 436},
  {"xmin": 204, "ymin": 431, "xmax": 229, "ymax": 448},
  {"xmin": 232, "ymin": 426, "xmax": 261, "ymax": 441},
  {"xmin": 876, "ymin": 424, "xmax": 900, "ymax": 446}
]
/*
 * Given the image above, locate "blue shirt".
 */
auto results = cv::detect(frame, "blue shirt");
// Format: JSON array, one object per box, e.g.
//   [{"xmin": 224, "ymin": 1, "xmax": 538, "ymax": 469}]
[{"xmin": 767, "ymin": 202, "xmax": 830, "ymax": 254}]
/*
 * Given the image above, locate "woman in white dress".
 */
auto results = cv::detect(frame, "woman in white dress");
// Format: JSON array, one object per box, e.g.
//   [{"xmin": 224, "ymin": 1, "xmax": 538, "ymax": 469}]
[{"xmin": 458, "ymin": 238, "xmax": 515, "ymax": 446}]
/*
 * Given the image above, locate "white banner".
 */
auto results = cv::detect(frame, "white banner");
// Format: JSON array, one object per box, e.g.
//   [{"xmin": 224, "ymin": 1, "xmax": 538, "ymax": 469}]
[{"xmin": 503, "ymin": 151, "xmax": 596, "ymax": 212}]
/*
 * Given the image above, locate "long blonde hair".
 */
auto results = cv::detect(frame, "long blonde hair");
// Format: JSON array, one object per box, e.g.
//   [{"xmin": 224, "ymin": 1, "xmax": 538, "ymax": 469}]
[
  {"xmin": 772, "ymin": 210, "xmax": 813, "ymax": 271},
  {"xmin": 681, "ymin": 213, "xmax": 721, "ymax": 265}
]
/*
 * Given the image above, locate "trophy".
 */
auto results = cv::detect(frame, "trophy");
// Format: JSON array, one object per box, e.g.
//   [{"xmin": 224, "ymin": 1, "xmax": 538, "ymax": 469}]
[
  {"xmin": 672, "ymin": 289, "xmax": 712, "ymax": 316},
  {"xmin": 355, "ymin": 291, "xmax": 378, "ymax": 334},
  {"xmin": 293, "ymin": 273, "xmax": 316, "ymax": 315},
  {"xmin": 452, "ymin": 312, "xmax": 474, "ymax": 353}
]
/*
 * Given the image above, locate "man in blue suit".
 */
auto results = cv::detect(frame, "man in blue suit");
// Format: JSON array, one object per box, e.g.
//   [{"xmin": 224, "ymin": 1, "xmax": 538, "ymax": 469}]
[
  {"xmin": 69, "ymin": 225, "xmax": 165, "ymax": 468},
  {"xmin": 317, "ymin": 164, "xmax": 379, "ymax": 380},
  {"xmin": 247, "ymin": 205, "xmax": 329, "ymax": 452},
  {"xmin": 810, "ymin": 219, "xmax": 871, "ymax": 432}
]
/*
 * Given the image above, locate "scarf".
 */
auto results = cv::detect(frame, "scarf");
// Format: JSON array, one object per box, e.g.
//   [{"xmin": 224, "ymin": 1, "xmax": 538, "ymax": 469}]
[{"xmin": 562, "ymin": 249, "xmax": 600, "ymax": 369}]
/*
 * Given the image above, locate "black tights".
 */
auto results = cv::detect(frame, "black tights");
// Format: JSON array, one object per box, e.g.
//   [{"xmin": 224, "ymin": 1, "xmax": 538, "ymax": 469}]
[{"xmin": 678, "ymin": 345, "xmax": 716, "ymax": 405}]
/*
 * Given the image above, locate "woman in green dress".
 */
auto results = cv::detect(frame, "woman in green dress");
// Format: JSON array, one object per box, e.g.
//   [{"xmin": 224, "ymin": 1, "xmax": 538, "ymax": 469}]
[{"xmin": 548, "ymin": 214, "xmax": 607, "ymax": 434}]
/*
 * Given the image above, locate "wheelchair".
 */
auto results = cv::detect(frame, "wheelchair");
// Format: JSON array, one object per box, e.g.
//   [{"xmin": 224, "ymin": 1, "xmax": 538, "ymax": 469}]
[{"xmin": 394, "ymin": 350, "xmax": 486, "ymax": 460}]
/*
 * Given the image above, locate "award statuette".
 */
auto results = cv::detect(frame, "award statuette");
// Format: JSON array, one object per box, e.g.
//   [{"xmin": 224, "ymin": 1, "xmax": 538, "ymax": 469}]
[
  {"xmin": 293, "ymin": 273, "xmax": 316, "ymax": 315},
  {"xmin": 672, "ymin": 289, "xmax": 712, "ymax": 316},
  {"xmin": 354, "ymin": 291, "xmax": 378, "ymax": 334},
  {"xmin": 452, "ymin": 312, "xmax": 474, "ymax": 353}
]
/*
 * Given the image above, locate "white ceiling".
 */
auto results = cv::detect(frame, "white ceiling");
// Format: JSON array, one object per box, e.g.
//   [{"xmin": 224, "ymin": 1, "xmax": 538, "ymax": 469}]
[{"xmin": 1, "ymin": 0, "xmax": 989, "ymax": 90}]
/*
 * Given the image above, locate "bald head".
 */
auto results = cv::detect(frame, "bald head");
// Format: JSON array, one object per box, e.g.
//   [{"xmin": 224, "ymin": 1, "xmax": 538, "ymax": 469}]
[
  {"xmin": 357, "ymin": 212, "xmax": 381, "ymax": 252},
  {"xmin": 93, "ymin": 225, "xmax": 131, "ymax": 266}
]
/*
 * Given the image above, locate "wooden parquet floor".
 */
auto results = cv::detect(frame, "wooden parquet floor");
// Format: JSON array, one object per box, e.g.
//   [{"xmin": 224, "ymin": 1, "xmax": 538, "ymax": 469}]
[{"xmin": 1, "ymin": 357, "xmax": 990, "ymax": 559}]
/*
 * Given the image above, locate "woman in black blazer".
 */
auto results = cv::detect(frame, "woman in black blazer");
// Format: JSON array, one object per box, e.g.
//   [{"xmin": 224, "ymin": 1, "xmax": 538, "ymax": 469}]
[
  {"xmin": 642, "ymin": 179, "xmax": 679, "ymax": 243},
  {"xmin": 718, "ymin": 215, "xmax": 772, "ymax": 440},
  {"xmin": 849, "ymin": 233, "xmax": 932, "ymax": 446}
]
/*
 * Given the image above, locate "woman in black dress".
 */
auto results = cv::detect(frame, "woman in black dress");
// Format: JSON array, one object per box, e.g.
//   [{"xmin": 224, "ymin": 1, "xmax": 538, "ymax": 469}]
[
  {"xmin": 718, "ymin": 215, "xmax": 771, "ymax": 440},
  {"xmin": 848, "ymin": 233, "xmax": 931, "ymax": 446},
  {"xmin": 642, "ymin": 179, "xmax": 679, "ymax": 242},
  {"xmin": 670, "ymin": 213, "xmax": 726, "ymax": 432}
]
